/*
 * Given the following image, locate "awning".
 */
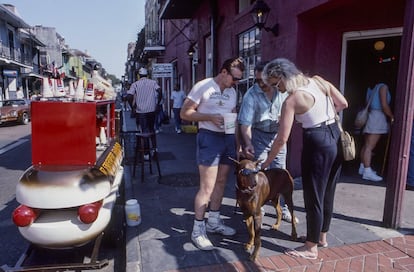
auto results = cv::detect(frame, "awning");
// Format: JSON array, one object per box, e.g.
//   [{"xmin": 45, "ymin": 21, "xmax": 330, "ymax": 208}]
[
  {"xmin": 160, "ymin": 0, "xmax": 203, "ymax": 19},
  {"xmin": 22, "ymin": 72, "xmax": 43, "ymax": 79}
]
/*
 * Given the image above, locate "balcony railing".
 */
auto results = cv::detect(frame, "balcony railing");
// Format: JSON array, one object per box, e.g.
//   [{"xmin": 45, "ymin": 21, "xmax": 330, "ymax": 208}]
[
  {"xmin": 0, "ymin": 42, "xmax": 29, "ymax": 66},
  {"xmin": 145, "ymin": 31, "xmax": 164, "ymax": 47}
]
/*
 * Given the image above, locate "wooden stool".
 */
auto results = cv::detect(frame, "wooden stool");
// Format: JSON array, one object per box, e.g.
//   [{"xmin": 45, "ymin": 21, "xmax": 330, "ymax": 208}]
[{"xmin": 133, "ymin": 132, "xmax": 161, "ymax": 182}]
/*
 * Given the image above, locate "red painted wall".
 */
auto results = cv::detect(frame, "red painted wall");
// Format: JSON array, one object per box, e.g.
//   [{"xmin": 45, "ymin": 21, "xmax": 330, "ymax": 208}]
[{"xmin": 161, "ymin": 0, "xmax": 405, "ymax": 177}]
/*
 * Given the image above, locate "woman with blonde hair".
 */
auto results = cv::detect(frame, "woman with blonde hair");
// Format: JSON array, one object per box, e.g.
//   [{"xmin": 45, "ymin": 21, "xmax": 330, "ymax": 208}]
[{"xmin": 261, "ymin": 58, "xmax": 348, "ymax": 260}]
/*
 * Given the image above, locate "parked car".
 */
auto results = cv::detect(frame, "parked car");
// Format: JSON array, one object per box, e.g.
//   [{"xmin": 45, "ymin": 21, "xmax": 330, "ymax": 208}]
[{"xmin": 0, "ymin": 99, "xmax": 31, "ymax": 125}]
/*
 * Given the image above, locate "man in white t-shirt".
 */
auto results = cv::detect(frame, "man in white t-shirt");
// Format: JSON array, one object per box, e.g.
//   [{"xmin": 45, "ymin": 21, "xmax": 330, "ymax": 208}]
[
  {"xmin": 181, "ymin": 57, "xmax": 245, "ymax": 251},
  {"xmin": 170, "ymin": 84, "xmax": 186, "ymax": 133}
]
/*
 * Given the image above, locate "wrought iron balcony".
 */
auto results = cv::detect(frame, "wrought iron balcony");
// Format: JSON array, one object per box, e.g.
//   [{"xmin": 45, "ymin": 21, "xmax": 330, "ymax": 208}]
[{"xmin": 0, "ymin": 41, "xmax": 32, "ymax": 67}]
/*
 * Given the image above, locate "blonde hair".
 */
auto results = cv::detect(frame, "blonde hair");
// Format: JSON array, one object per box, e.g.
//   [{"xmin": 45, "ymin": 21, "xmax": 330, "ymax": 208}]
[{"xmin": 262, "ymin": 58, "xmax": 309, "ymax": 93}]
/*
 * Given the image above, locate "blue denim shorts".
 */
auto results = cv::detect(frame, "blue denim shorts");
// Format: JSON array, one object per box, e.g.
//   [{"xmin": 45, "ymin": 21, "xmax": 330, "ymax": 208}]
[{"xmin": 196, "ymin": 129, "xmax": 236, "ymax": 166}]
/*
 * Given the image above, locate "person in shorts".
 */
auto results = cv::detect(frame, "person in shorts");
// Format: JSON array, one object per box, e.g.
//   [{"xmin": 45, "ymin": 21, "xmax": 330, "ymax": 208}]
[
  {"xmin": 180, "ymin": 57, "xmax": 245, "ymax": 250},
  {"xmin": 359, "ymin": 82, "xmax": 394, "ymax": 181}
]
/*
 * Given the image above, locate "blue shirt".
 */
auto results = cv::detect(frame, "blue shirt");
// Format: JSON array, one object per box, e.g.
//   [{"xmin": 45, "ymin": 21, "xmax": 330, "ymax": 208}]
[
  {"xmin": 238, "ymin": 84, "xmax": 287, "ymax": 133},
  {"xmin": 367, "ymin": 83, "xmax": 391, "ymax": 110}
]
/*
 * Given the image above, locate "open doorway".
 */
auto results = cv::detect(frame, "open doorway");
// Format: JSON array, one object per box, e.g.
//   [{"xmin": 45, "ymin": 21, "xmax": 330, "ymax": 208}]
[{"xmin": 340, "ymin": 28, "xmax": 402, "ymax": 176}]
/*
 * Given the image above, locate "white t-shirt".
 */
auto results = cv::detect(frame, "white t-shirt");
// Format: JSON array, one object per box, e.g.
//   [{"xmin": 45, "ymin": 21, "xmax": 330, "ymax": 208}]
[{"xmin": 187, "ymin": 78, "xmax": 237, "ymax": 132}]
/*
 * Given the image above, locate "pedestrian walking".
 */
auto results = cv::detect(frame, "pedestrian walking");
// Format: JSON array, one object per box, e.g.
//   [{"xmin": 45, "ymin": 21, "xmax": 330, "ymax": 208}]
[
  {"xmin": 170, "ymin": 84, "xmax": 186, "ymax": 133},
  {"xmin": 359, "ymin": 81, "xmax": 394, "ymax": 181}
]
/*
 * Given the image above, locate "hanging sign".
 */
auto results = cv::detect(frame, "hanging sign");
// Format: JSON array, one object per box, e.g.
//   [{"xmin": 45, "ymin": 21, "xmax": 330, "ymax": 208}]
[
  {"xmin": 152, "ymin": 63, "xmax": 173, "ymax": 78},
  {"xmin": 3, "ymin": 70, "xmax": 18, "ymax": 77}
]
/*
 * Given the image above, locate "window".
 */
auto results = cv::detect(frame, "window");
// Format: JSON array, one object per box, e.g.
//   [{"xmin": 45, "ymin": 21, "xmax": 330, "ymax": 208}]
[{"xmin": 238, "ymin": 27, "xmax": 261, "ymax": 97}]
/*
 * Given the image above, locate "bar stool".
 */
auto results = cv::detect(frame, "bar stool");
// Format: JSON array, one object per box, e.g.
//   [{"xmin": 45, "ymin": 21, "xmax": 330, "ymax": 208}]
[{"xmin": 133, "ymin": 132, "xmax": 161, "ymax": 182}]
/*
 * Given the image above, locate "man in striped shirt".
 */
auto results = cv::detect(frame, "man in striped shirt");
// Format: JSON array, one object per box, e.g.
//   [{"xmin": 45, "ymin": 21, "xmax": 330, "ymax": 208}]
[{"xmin": 128, "ymin": 67, "xmax": 161, "ymax": 133}]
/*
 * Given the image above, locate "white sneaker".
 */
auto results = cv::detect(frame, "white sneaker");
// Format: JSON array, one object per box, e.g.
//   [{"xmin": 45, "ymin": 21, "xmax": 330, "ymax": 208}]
[
  {"xmin": 177, "ymin": 129, "xmax": 182, "ymax": 134},
  {"xmin": 206, "ymin": 218, "xmax": 236, "ymax": 236},
  {"xmin": 363, "ymin": 169, "xmax": 383, "ymax": 182},
  {"xmin": 358, "ymin": 164, "xmax": 364, "ymax": 175},
  {"xmin": 282, "ymin": 205, "xmax": 299, "ymax": 224},
  {"xmin": 191, "ymin": 223, "xmax": 214, "ymax": 250},
  {"xmin": 191, "ymin": 234, "xmax": 214, "ymax": 250},
  {"xmin": 359, "ymin": 164, "xmax": 377, "ymax": 175}
]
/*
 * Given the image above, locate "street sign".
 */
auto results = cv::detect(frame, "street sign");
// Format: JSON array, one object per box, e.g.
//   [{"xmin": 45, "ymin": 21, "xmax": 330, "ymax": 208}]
[
  {"xmin": 152, "ymin": 63, "xmax": 173, "ymax": 78},
  {"xmin": 3, "ymin": 70, "xmax": 18, "ymax": 77}
]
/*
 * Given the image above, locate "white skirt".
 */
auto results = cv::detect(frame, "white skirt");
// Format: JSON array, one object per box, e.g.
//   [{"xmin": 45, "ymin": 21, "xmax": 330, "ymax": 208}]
[{"xmin": 363, "ymin": 109, "xmax": 389, "ymax": 134}]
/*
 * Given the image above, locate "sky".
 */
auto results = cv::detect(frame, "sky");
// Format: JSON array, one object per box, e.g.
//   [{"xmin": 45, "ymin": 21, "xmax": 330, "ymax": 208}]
[{"xmin": 3, "ymin": 0, "xmax": 145, "ymax": 79}]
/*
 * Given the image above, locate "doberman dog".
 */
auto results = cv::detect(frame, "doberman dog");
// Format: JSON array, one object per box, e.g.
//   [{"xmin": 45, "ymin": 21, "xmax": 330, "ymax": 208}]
[{"xmin": 233, "ymin": 158, "xmax": 298, "ymax": 261}]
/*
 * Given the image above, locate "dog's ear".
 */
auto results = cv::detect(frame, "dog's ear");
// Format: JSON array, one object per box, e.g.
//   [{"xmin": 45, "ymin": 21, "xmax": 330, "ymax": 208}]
[{"xmin": 254, "ymin": 159, "xmax": 263, "ymax": 167}]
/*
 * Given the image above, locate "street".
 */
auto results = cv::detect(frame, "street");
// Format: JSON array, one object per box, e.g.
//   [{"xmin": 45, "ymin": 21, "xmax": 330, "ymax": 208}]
[
  {"xmin": 0, "ymin": 123, "xmax": 32, "ymax": 267},
  {"xmin": 0, "ymin": 123, "xmax": 124, "ymax": 271}
]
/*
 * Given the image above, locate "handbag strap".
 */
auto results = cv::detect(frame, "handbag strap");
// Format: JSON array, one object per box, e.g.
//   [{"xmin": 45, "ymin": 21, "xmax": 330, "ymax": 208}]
[
  {"xmin": 312, "ymin": 76, "xmax": 344, "ymax": 132},
  {"xmin": 364, "ymin": 84, "xmax": 379, "ymax": 110}
]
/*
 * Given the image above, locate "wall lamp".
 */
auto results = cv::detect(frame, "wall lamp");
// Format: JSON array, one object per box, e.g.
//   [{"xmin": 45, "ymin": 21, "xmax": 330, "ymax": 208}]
[
  {"xmin": 187, "ymin": 43, "xmax": 196, "ymax": 56},
  {"xmin": 250, "ymin": 0, "xmax": 279, "ymax": 36}
]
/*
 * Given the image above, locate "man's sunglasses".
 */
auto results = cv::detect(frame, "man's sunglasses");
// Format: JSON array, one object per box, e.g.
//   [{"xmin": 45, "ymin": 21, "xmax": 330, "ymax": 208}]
[
  {"xmin": 230, "ymin": 74, "xmax": 243, "ymax": 81},
  {"xmin": 227, "ymin": 69, "xmax": 243, "ymax": 81}
]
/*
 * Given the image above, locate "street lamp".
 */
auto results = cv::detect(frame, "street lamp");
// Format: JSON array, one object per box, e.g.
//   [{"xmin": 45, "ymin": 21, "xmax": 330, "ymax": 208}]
[{"xmin": 250, "ymin": 0, "xmax": 279, "ymax": 36}]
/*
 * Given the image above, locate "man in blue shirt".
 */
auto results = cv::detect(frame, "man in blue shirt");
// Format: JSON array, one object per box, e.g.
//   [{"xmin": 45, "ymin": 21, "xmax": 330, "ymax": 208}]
[{"xmin": 238, "ymin": 61, "xmax": 296, "ymax": 223}]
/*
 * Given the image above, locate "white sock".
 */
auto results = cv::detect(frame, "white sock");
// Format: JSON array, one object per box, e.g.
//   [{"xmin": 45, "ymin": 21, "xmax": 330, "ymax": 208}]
[
  {"xmin": 193, "ymin": 219, "xmax": 205, "ymax": 228},
  {"xmin": 208, "ymin": 211, "xmax": 220, "ymax": 221}
]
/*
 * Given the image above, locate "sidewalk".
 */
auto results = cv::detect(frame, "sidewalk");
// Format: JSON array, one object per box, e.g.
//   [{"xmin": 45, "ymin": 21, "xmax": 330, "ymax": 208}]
[{"xmin": 121, "ymin": 111, "xmax": 414, "ymax": 272}]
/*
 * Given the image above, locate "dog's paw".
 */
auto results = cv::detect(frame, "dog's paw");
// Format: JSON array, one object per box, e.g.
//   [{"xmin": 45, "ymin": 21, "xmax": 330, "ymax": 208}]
[
  {"xmin": 250, "ymin": 250, "xmax": 259, "ymax": 262},
  {"xmin": 245, "ymin": 243, "xmax": 253, "ymax": 251},
  {"xmin": 271, "ymin": 223, "xmax": 281, "ymax": 230}
]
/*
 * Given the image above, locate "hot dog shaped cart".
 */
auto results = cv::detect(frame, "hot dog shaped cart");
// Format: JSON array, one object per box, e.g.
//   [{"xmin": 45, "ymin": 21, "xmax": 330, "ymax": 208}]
[{"xmin": 12, "ymin": 99, "xmax": 123, "ymax": 249}]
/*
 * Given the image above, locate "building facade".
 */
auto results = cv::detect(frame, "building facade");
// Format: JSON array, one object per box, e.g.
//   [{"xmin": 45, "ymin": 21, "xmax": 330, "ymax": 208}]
[
  {"xmin": 148, "ymin": 0, "xmax": 412, "ymax": 228},
  {"xmin": 0, "ymin": 4, "xmax": 114, "ymax": 99},
  {"xmin": 0, "ymin": 4, "xmax": 41, "ymax": 99}
]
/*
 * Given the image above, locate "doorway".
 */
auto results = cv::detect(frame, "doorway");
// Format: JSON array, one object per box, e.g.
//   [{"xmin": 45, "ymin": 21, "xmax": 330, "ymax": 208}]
[{"xmin": 340, "ymin": 28, "xmax": 402, "ymax": 176}]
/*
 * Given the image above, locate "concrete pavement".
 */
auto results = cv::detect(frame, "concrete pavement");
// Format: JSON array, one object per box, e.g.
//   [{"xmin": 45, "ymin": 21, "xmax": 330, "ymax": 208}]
[{"xmin": 121, "ymin": 110, "xmax": 414, "ymax": 272}]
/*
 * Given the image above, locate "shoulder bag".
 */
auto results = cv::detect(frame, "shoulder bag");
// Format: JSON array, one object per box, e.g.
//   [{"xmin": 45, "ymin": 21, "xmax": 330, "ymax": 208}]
[{"xmin": 354, "ymin": 87, "xmax": 377, "ymax": 129}]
